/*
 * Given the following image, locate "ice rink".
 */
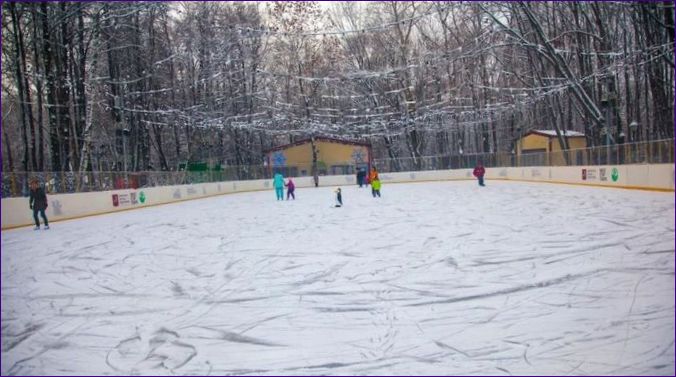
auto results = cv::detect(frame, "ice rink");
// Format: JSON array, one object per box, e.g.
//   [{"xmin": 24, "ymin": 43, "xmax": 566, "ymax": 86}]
[{"xmin": 2, "ymin": 180, "xmax": 674, "ymax": 375}]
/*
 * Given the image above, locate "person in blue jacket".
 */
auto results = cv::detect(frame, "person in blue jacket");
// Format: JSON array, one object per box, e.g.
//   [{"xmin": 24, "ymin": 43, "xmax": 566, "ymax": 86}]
[{"xmin": 273, "ymin": 172, "xmax": 285, "ymax": 200}]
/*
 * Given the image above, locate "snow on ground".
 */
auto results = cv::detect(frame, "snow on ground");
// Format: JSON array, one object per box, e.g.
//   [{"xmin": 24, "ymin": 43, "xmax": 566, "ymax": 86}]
[{"xmin": 2, "ymin": 180, "xmax": 674, "ymax": 376}]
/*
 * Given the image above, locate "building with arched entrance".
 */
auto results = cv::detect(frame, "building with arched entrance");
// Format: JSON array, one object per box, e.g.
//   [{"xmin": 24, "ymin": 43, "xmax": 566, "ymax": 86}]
[{"xmin": 264, "ymin": 137, "xmax": 372, "ymax": 177}]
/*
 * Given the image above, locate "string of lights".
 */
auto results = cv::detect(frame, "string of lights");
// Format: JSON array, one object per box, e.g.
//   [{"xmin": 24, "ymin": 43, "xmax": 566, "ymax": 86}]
[
  {"xmin": 102, "ymin": 27, "xmax": 669, "ymax": 140},
  {"xmin": 224, "ymin": 2, "xmax": 455, "ymax": 38}
]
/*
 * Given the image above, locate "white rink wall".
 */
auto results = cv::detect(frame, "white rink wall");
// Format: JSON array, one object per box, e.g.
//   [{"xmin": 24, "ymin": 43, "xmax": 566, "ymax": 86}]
[{"xmin": 2, "ymin": 163, "xmax": 673, "ymax": 230}]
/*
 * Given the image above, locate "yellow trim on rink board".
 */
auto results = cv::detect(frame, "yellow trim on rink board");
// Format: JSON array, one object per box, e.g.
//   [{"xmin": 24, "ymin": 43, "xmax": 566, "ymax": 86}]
[
  {"xmin": 382, "ymin": 177, "xmax": 675, "ymax": 192},
  {"xmin": 488, "ymin": 178, "xmax": 675, "ymax": 192}
]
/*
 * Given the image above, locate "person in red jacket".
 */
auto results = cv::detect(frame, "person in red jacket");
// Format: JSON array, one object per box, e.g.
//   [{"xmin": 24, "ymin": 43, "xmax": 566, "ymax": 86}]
[{"xmin": 473, "ymin": 161, "xmax": 486, "ymax": 187}]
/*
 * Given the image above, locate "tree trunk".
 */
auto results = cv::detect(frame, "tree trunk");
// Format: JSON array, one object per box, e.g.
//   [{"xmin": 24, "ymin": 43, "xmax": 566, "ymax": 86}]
[
  {"xmin": 9, "ymin": 2, "xmax": 31, "ymax": 172},
  {"xmin": 3, "ymin": 126, "xmax": 15, "ymax": 172},
  {"xmin": 31, "ymin": 6, "xmax": 45, "ymax": 170},
  {"xmin": 73, "ymin": 4, "xmax": 88, "ymax": 168},
  {"xmin": 40, "ymin": 3, "xmax": 61, "ymax": 172},
  {"xmin": 56, "ymin": 2, "xmax": 72, "ymax": 171},
  {"xmin": 311, "ymin": 136, "xmax": 319, "ymax": 187}
]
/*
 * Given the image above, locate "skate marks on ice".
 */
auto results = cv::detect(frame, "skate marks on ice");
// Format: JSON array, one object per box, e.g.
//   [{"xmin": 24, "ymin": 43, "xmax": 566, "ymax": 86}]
[
  {"xmin": 1, "ymin": 323, "xmax": 44, "ymax": 353},
  {"xmin": 106, "ymin": 327, "xmax": 196, "ymax": 373},
  {"xmin": 1, "ymin": 182, "xmax": 674, "ymax": 375}
]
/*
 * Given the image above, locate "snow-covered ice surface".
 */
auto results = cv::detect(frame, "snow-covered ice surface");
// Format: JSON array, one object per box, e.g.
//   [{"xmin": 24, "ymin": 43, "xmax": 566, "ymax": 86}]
[{"xmin": 2, "ymin": 180, "xmax": 674, "ymax": 376}]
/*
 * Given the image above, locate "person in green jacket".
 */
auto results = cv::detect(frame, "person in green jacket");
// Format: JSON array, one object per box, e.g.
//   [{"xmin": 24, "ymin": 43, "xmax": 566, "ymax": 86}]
[
  {"xmin": 371, "ymin": 177, "xmax": 381, "ymax": 198},
  {"xmin": 273, "ymin": 172, "xmax": 285, "ymax": 200}
]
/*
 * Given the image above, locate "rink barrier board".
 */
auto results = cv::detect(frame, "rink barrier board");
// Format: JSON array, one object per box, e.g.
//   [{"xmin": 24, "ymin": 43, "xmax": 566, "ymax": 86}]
[
  {"xmin": 0, "ymin": 187, "xmax": 275, "ymax": 231},
  {"xmin": 491, "ymin": 179, "xmax": 674, "ymax": 192},
  {"xmin": 2, "ymin": 163, "xmax": 673, "ymax": 230},
  {"xmin": 380, "ymin": 176, "xmax": 674, "ymax": 192}
]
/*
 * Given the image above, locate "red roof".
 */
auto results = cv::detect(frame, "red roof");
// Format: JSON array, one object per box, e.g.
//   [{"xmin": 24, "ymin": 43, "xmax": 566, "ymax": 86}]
[{"xmin": 264, "ymin": 136, "xmax": 371, "ymax": 153}]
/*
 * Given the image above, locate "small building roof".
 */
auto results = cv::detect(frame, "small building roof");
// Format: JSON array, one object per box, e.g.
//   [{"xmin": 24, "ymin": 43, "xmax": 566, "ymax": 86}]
[
  {"xmin": 526, "ymin": 130, "xmax": 585, "ymax": 138},
  {"xmin": 264, "ymin": 136, "xmax": 371, "ymax": 153}
]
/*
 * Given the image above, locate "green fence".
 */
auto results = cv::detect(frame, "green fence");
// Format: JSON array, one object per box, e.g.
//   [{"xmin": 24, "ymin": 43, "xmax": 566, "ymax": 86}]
[
  {"xmin": 2, "ymin": 139, "xmax": 672, "ymax": 198},
  {"xmin": 372, "ymin": 139, "xmax": 674, "ymax": 173}
]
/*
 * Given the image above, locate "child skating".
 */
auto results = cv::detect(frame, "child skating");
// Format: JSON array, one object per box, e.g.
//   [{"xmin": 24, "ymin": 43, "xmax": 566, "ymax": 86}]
[
  {"xmin": 371, "ymin": 177, "xmax": 382, "ymax": 197},
  {"xmin": 285, "ymin": 178, "xmax": 295, "ymax": 200},
  {"xmin": 334, "ymin": 188, "xmax": 343, "ymax": 207},
  {"xmin": 369, "ymin": 166, "xmax": 379, "ymax": 184}
]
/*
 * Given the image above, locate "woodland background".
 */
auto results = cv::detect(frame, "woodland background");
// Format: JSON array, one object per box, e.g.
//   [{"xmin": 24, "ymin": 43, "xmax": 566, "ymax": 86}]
[{"xmin": 2, "ymin": 1, "xmax": 673, "ymax": 175}]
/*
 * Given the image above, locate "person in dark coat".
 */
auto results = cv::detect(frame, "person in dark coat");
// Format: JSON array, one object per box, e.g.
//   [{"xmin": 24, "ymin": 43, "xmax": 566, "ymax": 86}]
[
  {"xmin": 356, "ymin": 168, "xmax": 366, "ymax": 187},
  {"xmin": 473, "ymin": 161, "xmax": 486, "ymax": 187},
  {"xmin": 29, "ymin": 179, "xmax": 49, "ymax": 230},
  {"xmin": 334, "ymin": 188, "xmax": 343, "ymax": 207}
]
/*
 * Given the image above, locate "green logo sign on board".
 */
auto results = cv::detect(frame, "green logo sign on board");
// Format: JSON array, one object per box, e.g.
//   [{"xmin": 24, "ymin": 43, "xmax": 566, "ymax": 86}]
[
  {"xmin": 139, "ymin": 191, "xmax": 146, "ymax": 203},
  {"xmin": 611, "ymin": 168, "xmax": 619, "ymax": 182}
]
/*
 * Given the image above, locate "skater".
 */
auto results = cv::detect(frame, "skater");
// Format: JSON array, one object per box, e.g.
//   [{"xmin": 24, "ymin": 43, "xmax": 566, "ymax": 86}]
[
  {"xmin": 369, "ymin": 166, "xmax": 379, "ymax": 184},
  {"xmin": 371, "ymin": 177, "xmax": 382, "ymax": 197},
  {"xmin": 285, "ymin": 178, "xmax": 295, "ymax": 200},
  {"xmin": 356, "ymin": 168, "xmax": 366, "ymax": 187},
  {"xmin": 334, "ymin": 188, "xmax": 343, "ymax": 207},
  {"xmin": 273, "ymin": 172, "xmax": 285, "ymax": 200},
  {"xmin": 473, "ymin": 161, "xmax": 486, "ymax": 187},
  {"xmin": 28, "ymin": 179, "xmax": 49, "ymax": 230}
]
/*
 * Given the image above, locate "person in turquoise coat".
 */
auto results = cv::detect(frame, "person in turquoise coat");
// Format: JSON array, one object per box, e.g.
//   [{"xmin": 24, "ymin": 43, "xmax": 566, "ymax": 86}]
[{"xmin": 273, "ymin": 172, "xmax": 285, "ymax": 200}]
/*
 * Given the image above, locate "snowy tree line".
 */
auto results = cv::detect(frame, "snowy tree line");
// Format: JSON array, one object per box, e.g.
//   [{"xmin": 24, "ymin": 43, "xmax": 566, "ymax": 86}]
[{"xmin": 2, "ymin": 1, "xmax": 673, "ymax": 175}]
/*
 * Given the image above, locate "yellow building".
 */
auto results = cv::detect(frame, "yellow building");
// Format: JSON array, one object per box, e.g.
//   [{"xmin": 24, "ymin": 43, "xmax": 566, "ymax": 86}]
[
  {"xmin": 517, "ymin": 130, "xmax": 587, "ymax": 166},
  {"xmin": 264, "ymin": 137, "xmax": 372, "ymax": 177}
]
